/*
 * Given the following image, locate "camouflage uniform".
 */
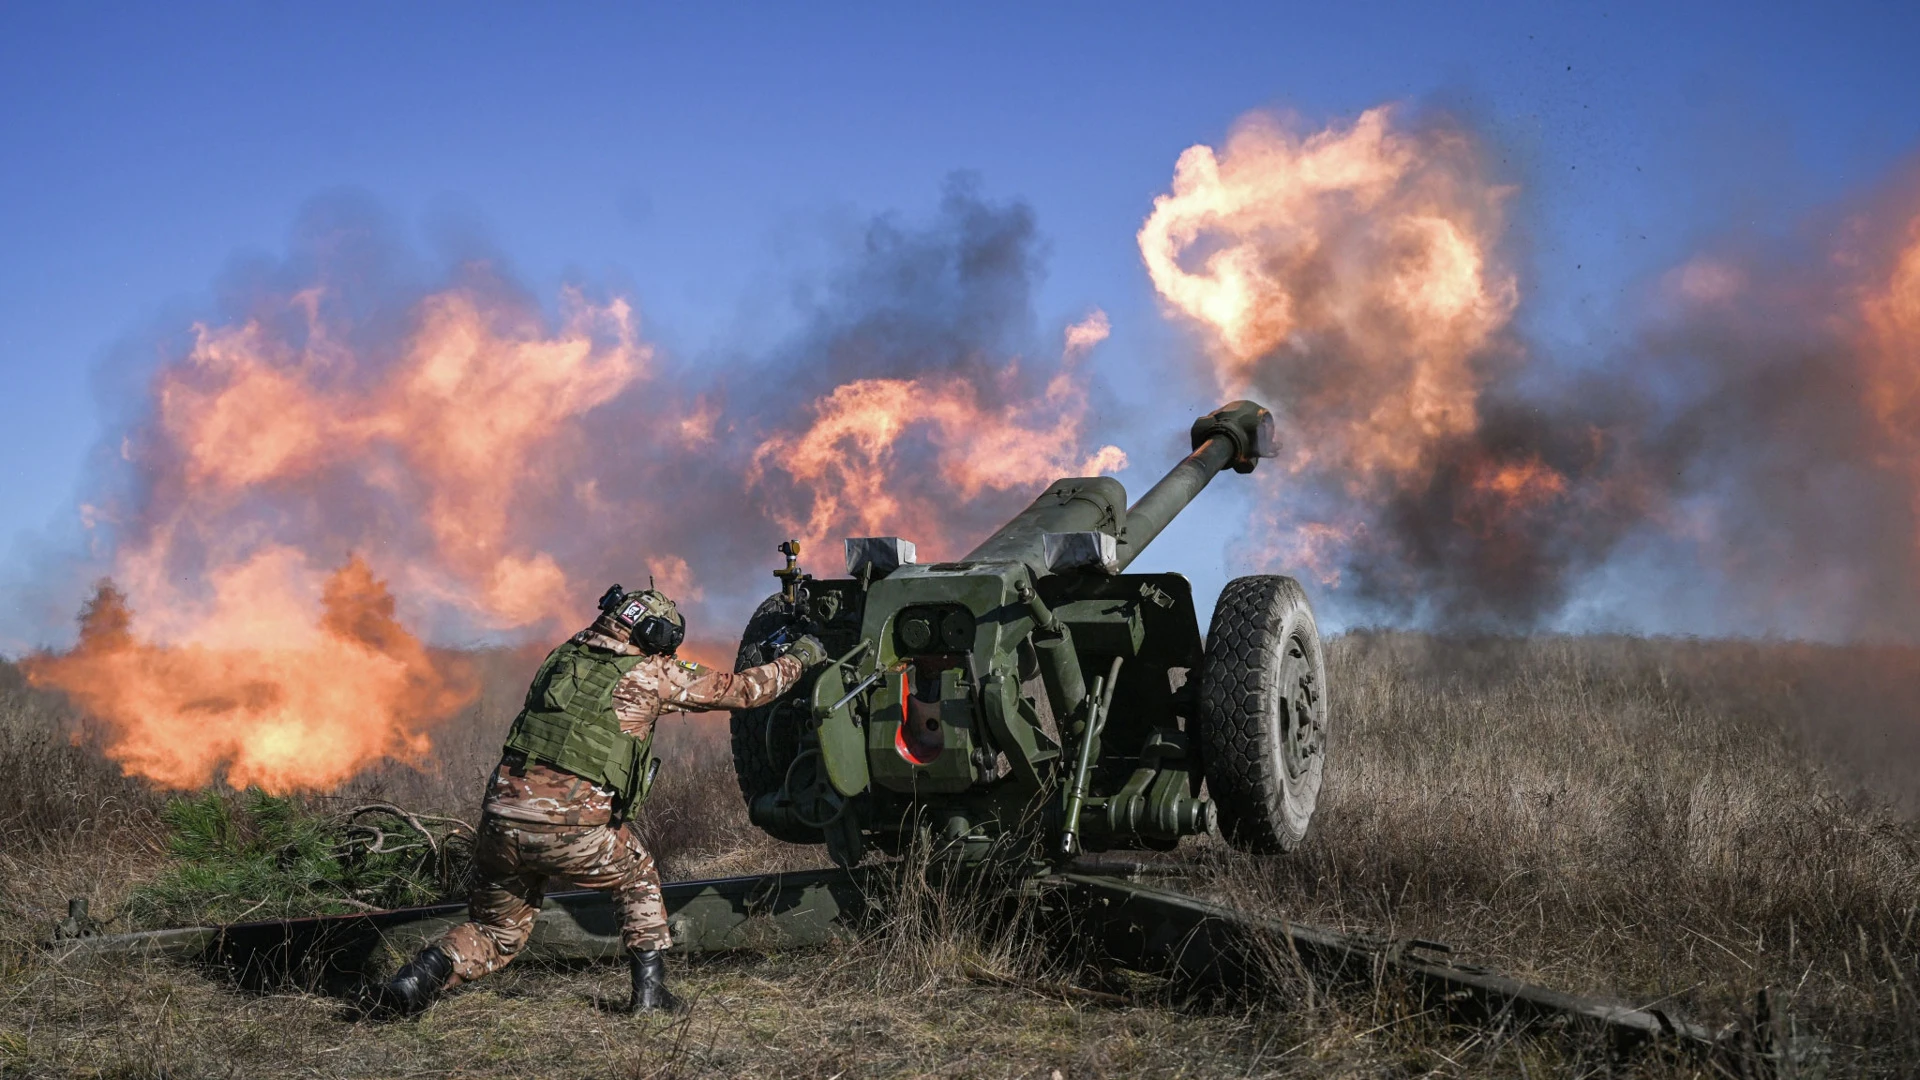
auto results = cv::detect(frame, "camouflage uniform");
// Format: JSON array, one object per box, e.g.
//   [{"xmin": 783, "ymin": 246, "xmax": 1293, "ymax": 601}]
[{"xmin": 434, "ymin": 626, "xmax": 803, "ymax": 988}]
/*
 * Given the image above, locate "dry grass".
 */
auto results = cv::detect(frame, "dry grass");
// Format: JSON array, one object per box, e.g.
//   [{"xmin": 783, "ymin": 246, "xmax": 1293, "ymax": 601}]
[
  {"xmin": 1, "ymin": 634, "xmax": 1916, "ymax": 1078},
  {"xmin": 1186, "ymin": 633, "xmax": 1920, "ymax": 1074}
]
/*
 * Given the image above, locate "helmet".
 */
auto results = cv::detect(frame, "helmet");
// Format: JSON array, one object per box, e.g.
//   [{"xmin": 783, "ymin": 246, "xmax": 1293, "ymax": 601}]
[{"xmin": 595, "ymin": 584, "xmax": 686, "ymax": 655}]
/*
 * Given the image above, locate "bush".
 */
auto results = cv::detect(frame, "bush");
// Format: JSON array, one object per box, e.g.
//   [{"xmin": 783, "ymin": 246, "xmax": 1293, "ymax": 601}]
[{"xmin": 126, "ymin": 789, "xmax": 472, "ymax": 927}]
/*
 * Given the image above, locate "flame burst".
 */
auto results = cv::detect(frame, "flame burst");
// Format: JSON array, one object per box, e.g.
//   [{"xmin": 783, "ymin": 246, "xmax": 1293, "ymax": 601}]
[
  {"xmin": 1462, "ymin": 456, "xmax": 1569, "ymax": 529},
  {"xmin": 749, "ymin": 311, "xmax": 1127, "ymax": 557},
  {"xmin": 28, "ymin": 559, "xmax": 472, "ymax": 791},
  {"xmin": 1140, "ymin": 107, "xmax": 1518, "ymax": 484},
  {"xmin": 1138, "ymin": 106, "xmax": 1617, "ymax": 619},
  {"xmin": 153, "ymin": 286, "xmax": 647, "ymax": 627},
  {"xmin": 28, "ymin": 280, "xmax": 652, "ymax": 790},
  {"xmin": 1145, "ymin": 107, "xmax": 1920, "ymax": 635}
]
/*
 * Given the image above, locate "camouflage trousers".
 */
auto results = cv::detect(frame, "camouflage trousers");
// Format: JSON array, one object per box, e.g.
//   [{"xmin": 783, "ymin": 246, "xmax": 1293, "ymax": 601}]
[{"xmin": 435, "ymin": 815, "xmax": 669, "ymax": 987}]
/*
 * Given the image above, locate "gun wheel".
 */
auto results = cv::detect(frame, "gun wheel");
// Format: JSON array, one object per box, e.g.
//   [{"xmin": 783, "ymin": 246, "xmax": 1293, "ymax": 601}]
[
  {"xmin": 731, "ymin": 593, "xmax": 821, "ymax": 844},
  {"xmin": 1197, "ymin": 575, "xmax": 1328, "ymax": 853}
]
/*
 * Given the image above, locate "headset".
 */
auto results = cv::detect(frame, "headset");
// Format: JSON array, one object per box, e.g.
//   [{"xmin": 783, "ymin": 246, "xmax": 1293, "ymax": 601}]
[{"xmin": 597, "ymin": 583, "xmax": 686, "ymax": 655}]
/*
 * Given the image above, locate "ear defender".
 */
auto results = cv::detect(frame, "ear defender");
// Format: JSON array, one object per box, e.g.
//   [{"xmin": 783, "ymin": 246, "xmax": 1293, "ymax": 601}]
[
  {"xmin": 634, "ymin": 613, "xmax": 685, "ymax": 655},
  {"xmin": 604, "ymin": 587, "xmax": 685, "ymax": 654}
]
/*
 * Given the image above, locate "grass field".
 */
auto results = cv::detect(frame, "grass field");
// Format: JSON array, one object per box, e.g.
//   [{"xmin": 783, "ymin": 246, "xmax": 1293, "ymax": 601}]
[{"xmin": 2, "ymin": 633, "xmax": 1916, "ymax": 1078}]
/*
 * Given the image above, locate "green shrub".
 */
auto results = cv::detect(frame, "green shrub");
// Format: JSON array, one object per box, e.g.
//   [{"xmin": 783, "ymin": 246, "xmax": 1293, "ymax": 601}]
[{"xmin": 127, "ymin": 790, "xmax": 470, "ymax": 928}]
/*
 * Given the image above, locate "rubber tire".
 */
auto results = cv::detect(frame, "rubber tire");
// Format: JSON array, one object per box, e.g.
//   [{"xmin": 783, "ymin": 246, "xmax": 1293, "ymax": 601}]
[
  {"xmin": 730, "ymin": 594, "xmax": 821, "ymax": 844},
  {"xmin": 1197, "ymin": 575, "xmax": 1328, "ymax": 853}
]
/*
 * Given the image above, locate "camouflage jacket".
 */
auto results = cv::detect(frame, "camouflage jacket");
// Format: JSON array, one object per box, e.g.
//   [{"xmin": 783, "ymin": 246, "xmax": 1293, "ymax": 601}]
[{"xmin": 484, "ymin": 629, "xmax": 803, "ymax": 826}]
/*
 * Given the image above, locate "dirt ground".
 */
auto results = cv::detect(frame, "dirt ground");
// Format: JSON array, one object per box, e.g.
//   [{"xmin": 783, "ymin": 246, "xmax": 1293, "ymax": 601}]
[
  {"xmin": 3, "ymin": 633, "xmax": 1916, "ymax": 1078},
  {"xmin": 6, "ymin": 950, "xmax": 1474, "ymax": 1079}
]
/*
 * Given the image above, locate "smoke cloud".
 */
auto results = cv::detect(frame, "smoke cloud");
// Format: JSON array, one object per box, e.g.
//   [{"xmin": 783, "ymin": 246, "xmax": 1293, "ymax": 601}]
[
  {"xmin": 1142, "ymin": 106, "xmax": 1920, "ymax": 639},
  {"xmin": 19, "ymin": 106, "xmax": 1920, "ymax": 792},
  {"xmin": 21, "ymin": 180, "xmax": 1124, "ymax": 790}
]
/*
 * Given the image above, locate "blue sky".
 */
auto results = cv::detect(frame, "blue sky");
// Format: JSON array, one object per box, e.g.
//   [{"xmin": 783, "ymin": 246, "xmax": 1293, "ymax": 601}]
[{"xmin": 3, "ymin": 2, "xmax": 1918, "ymax": 645}]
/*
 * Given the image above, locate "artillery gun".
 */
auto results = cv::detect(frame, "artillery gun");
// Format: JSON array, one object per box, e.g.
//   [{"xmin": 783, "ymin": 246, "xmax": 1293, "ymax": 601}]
[
  {"xmin": 733, "ymin": 400, "xmax": 1329, "ymax": 867},
  {"xmin": 49, "ymin": 398, "xmax": 1804, "ymax": 1068}
]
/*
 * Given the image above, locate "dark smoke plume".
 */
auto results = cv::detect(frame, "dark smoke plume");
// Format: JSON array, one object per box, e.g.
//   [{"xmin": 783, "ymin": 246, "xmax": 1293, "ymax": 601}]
[
  {"xmin": 1142, "ymin": 106, "xmax": 1920, "ymax": 640},
  {"xmin": 1331, "ymin": 180, "xmax": 1920, "ymax": 639}
]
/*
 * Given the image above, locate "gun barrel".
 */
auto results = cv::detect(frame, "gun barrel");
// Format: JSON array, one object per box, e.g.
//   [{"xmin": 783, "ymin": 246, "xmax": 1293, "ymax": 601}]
[
  {"xmin": 960, "ymin": 476, "xmax": 1129, "ymax": 571},
  {"xmin": 1113, "ymin": 434, "xmax": 1236, "ymax": 572},
  {"xmin": 1114, "ymin": 400, "xmax": 1273, "ymax": 572},
  {"xmin": 959, "ymin": 399, "xmax": 1272, "ymax": 576}
]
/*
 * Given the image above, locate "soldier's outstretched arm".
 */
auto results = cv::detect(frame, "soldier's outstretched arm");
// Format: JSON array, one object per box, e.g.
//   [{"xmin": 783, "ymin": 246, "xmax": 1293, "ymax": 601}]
[{"xmin": 655, "ymin": 653, "xmax": 806, "ymax": 713}]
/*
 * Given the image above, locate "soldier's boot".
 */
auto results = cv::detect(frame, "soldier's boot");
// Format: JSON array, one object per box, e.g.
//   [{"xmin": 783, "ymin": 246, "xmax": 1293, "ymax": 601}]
[
  {"xmin": 625, "ymin": 949, "xmax": 687, "ymax": 1014},
  {"xmin": 376, "ymin": 945, "xmax": 454, "ymax": 1016}
]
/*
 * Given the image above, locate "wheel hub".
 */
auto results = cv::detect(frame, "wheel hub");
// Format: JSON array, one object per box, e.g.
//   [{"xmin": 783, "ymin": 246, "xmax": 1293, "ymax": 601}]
[{"xmin": 1277, "ymin": 635, "xmax": 1322, "ymax": 782}]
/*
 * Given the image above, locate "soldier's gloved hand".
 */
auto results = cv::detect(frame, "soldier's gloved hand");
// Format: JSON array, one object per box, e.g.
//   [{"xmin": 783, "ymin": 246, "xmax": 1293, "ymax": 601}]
[{"xmin": 784, "ymin": 634, "xmax": 830, "ymax": 668}]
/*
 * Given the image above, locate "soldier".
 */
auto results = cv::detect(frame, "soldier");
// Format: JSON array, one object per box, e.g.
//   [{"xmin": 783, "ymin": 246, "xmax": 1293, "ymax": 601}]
[{"xmin": 376, "ymin": 584, "xmax": 827, "ymax": 1016}]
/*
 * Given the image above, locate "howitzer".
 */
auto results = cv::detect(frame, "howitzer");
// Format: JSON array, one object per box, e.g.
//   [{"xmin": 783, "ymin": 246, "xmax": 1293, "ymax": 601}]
[
  {"xmin": 735, "ymin": 400, "xmax": 1328, "ymax": 867},
  {"xmin": 47, "ymin": 400, "xmax": 1814, "ymax": 1068}
]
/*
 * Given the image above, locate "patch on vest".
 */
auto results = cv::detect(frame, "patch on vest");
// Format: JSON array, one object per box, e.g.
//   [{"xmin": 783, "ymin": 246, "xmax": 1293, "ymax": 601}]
[{"xmin": 676, "ymin": 659, "xmax": 701, "ymax": 672}]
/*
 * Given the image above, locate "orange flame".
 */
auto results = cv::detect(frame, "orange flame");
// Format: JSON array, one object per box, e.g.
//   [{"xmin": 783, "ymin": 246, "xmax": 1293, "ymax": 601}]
[
  {"xmin": 1455, "ymin": 455, "xmax": 1570, "ymax": 541},
  {"xmin": 1141, "ymin": 106, "xmax": 1529, "ymax": 589},
  {"xmin": 1139, "ymin": 106, "xmax": 1517, "ymax": 485},
  {"xmin": 26, "ymin": 558, "xmax": 473, "ymax": 791},
  {"xmin": 1471, "ymin": 456, "xmax": 1568, "ymax": 508},
  {"xmin": 154, "ymin": 286, "xmax": 647, "ymax": 627},
  {"xmin": 749, "ymin": 311, "xmax": 1127, "ymax": 557},
  {"xmin": 28, "ymin": 283, "xmax": 656, "ymax": 790}
]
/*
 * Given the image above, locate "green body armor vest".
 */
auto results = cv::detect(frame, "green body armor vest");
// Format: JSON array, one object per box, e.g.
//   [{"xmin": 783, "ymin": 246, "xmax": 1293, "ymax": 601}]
[{"xmin": 502, "ymin": 641, "xmax": 659, "ymax": 812}]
